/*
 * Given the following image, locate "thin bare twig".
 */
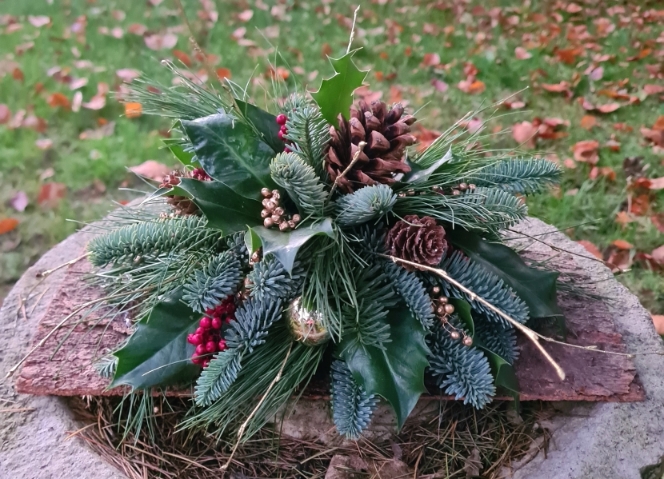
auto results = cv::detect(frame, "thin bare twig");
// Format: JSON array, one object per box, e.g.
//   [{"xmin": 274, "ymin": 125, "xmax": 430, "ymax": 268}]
[
  {"xmin": 36, "ymin": 253, "xmax": 90, "ymax": 278},
  {"xmin": 222, "ymin": 342, "xmax": 294, "ymax": 472},
  {"xmin": 381, "ymin": 254, "xmax": 566, "ymax": 380},
  {"xmin": 346, "ymin": 6, "xmax": 361, "ymax": 54},
  {"xmin": 329, "ymin": 141, "xmax": 367, "ymax": 198}
]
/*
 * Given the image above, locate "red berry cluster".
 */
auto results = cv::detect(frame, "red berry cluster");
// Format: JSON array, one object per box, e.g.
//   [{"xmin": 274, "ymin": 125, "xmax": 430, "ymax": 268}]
[
  {"xmin": 276, "ymin": 113, "xmax": 292, "ymax": 153},
  {"xmin": 192, "ymin": 167, "xmax": 211, "ymax": 181},
  {"xmin": 187, "ymin": 296, "xmax": 236, "ymax": 367}
]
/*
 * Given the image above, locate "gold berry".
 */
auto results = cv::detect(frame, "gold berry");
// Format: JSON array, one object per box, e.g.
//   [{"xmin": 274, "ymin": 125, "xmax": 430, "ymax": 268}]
[
  {"xmin": 264, "ymin": 218, "xmax": 274, "ymax": 228},
  {"xmin": 444, "ymin": 304, "xmax": 455, "ymax": 315},
  {"xmin": 432, "ymin": 286, "xmax": 441, "ymax": 294},
  {"xmin": 463, "ymin": 336, "xmax": 473, "ymax": 347},
  {"xmin": 261, "ymin": 188, "xmax": 271, "ymax": 197},
  {"xmin": 261, "ymin": 209, "xmax": 270, "ymax": 218},
  {"xmin": 450, "ymin": 331, "xmax": 461, "ymax": 340}
]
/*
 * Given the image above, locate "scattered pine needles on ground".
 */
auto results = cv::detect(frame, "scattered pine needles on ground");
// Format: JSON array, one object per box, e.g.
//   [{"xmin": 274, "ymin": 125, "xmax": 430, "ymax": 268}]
[{"xmin": 69, "ymin": 396, "xmax": 550, "ymax": 479}]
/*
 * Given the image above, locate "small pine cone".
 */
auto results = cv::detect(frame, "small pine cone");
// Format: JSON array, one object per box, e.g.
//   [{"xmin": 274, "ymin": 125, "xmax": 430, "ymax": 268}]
[
  {"xmin": 386, "ymin": 215, "xmax": 447, "ymax": 268},
  {"xmin": 160, "ymin": 169, "xmax": 199, "ymax": 216}
]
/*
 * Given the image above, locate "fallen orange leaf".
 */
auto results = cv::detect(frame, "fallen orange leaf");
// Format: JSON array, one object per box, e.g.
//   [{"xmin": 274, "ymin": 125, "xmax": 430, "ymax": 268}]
[
  {"xmin": 216, "ymin": 68, "xmax": 232, "ymax": 80},
  {"xmin": 47, "ymin": 92, "xmax": 70, "ymax": 108},
  {"xmin": 421, "ymin": 53, "xmax": 441, "ymax": 67},
  {"xmin": 572, "ymin": 140, "xmax": 600, "ymax": 164},
  {"xmin": 644, "ymin": 84, "xmax": 664, "ymax": 96},
  {"xmin": 555, "ymin": 47, "xmax": 584, "ymax": 65},
  {"xmin": 629, "ymin": 194, "xmax": 651, "ymax": 216},
  {"xmin": 172, "ymin": 49, "xmax": 192, "ymax": 67},
  {"xmin": 124, "ymin": 102, "xmax": 142, "ymax": 119},
  {"xmin": 0, "ymin": 218, "xmax": 19, "ymax": 235},
  {"xmin": 577, "ymin": 240, "xmax": 602, "ymax": 260},
  {"xmin": 37, "ymin": 182, "xmax": 67, "ymax": 208},
  {"xmin": 580, "ymin": 115, "xmax": 597, "ymax": 130},
  {"xmin": 611, "ymin": 239, "xmax": 633, "ymax": 250},
  {"xmin": 542, "ymin": 81, "xmax": 571, "ymax": 93},
  {"xmin": 597, "ymin": 103, "xmax": 621, "ymax": 114},
  {"xmin": 652, "ymin": 314, "xmax": 664, "ymax": 335}
]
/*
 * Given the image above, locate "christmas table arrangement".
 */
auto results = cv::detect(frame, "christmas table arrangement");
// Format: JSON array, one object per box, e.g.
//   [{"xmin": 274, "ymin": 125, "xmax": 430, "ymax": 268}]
[{"xmin": 77, "ymin": 44, "xmax": 569, "ymax": 444}]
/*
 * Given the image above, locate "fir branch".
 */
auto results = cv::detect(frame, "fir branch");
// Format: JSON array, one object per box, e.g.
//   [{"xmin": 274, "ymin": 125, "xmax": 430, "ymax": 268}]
[
  {"xmin": 94, "ymin": 355, "xmax": 118, "ymax": 379},
  {"xmin": 194, "ymin": 298, "xmax": 283, "ymax": 406},
  {"xmin": 475, "ymin": 319, "xmax": 519, "ymax": 365},
  {"xmin": 335, "ymin": 184, "xmax": 397, "ymax": 227},
  {"xmin": 247, "ymin": 254, "xmax": 305, "ymax": 302},
  {"xmin": 122, "ymin": 60, "xmax": 231, "ymax": 120},
  {"xmin": 393, "ymin": 187, "xmax": 527, "ymax": 234},
  {"xmin": 462, "ymin": 159, "xmax": 561, "ymax": 195},
  {"xmin": 428, "ymin": 321, "xmax": 495, "ymax": 409},
  {"xmin": 224, "ymin": 231, "xmax": 251, "ymax": 269},
  {"xmin": 182, "ymin": 251, "xmax": 242, "ymax": 313},
  {"xmin": 283, "ymin": 98, "xmax": 330, "ymax": 177},
  {"xmin": 270, "ymin": 152, "xmax": 328, "ymax": 216},
  {"xmin": 382, "ymin": 261, "xmax": 435, "ymax": 329},
  {"xmin": 330, "ymin": 359, "xmax": 378, "ymax": 439},
  {"xmin": 88, "ymin": 216, "xmax": 223, "ymax": 267},
  {"xmin": 437, "ymin": 251, "xmax": 529, "ymax": 327}
]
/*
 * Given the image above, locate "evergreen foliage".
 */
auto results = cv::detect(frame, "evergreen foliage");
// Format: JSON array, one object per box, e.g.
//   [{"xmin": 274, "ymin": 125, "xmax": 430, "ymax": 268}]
[
  {"xmin": 341, "ymin": 264, "xmax": 398, "ymax": 349},
  {"xmin": 225, "ymin": 232, "xmax": 250, "ymax": 269},
  {"xmin": 475, "ymin": 319, "xmax": 519, "ymax": 364},
  {"xmin": 247, "ymin": 254, "xmax": 305, "ymax": 302},
  {"xmin": 270, "ymin": 152, "xmax": 328, "ymax": 216},
  {"xmin": 330, "ymin": 359, "xmax": 378, "ymax": 439},
  {"xmin": 335, "ymin": 184, "xmax": 397, "ymax": 227},
  {"xmin": 194, "ymin": 298, "xmax": 283, "ymax": 406},
  {"xmin": 88, "ymin": 216, "xmax": 223, "ymax": 267},
  {"xmin": 382, "ymin": 261, "xmax": 434, "ymax": 329},
  {"xmin": 283, "ymin": 103, "xmax": 330, "ymax": 177},
  {"xmin": 428, "ymin": 320, "xmax": 495, "ymax": 408},
  {"xmin": 463, "ymin": 159, "xmax": 561, "ymax": 195},
  {"xmin": 182, "ymin": 251, "xmax": 242, "ymax": 313},
  {"xmin": 438, "ymin": 251, "xmax": 529, "ymax": 326}
]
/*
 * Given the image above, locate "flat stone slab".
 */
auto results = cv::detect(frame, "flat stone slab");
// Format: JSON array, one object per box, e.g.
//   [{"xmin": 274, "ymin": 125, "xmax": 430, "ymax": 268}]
[
  {"xmin": 14, "ymin": 225, "xmax": 643, "ymax": 404},
  {"xmin": 2, "ymin": 216, "xmax": 663, "ymax": 479}
]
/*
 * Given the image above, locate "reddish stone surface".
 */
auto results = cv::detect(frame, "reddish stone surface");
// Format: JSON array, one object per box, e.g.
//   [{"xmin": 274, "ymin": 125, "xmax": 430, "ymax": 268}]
[{"xmin": 15, "ymin": 246, "xmax": 643, "ymax": 402}]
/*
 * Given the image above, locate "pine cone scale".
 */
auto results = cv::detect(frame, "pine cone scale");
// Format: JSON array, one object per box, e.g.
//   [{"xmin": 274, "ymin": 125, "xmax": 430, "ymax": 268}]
[{"xmin": 386, "ymin": 215, "xmax": 447, "ymax": 269}]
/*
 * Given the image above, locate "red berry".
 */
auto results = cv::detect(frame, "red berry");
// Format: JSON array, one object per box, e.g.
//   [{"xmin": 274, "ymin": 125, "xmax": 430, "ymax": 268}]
[
  {"xmin": 195, "ymin": 326, "xmax": 205, "ymax": 336},
  {"xmin": 206, "ymin": 341, "xmax": 217, "ymax": 353},
  {"xmin": 276, "ymin": 113, "xmax": 287, "ymax": 125},
  {"xmin": 218, "ymin": 339, "xmax": 227, "ymax": 350},
  {"xmin": 202, "ymin": 359, "xmax": 210, "ymax": 368},
  {"xmin": 195, "ymin": 344, "xmax": 206, "ymax": 355},
  {"xmin": 200, "ymin": 317, "xmax": 211, "ymax": 329},
  {"xmin": 188, "ymin": 334, "xmax": 202, "ymax": 345},
  {"xmin": 192, "ymin": 356, "xmax": 202, "ymax": 365},
  {"xmin": 211, "ymin": 317, "xmax": 222, "ymax": 329},
  {"xmin": 284, "ymin": 146, "xmax": 292, "ymax": 153},
  {"xmin": 277, "ymin": 130, "xmax": 285, "ymax": 140}
]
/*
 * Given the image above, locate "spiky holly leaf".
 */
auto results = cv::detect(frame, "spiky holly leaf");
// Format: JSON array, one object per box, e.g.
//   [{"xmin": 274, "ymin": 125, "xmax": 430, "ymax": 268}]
[
  {"xmin": 248, "ymin": 218, "xmax": 334, "ymax": 274},
  {"xmin": 111, "ymin": 288, "xmax": 200, "ymax": 390},
  {"xmin": 339, "ymin": 306, "xmax": 429, "ymax": 429},
  {"xmin": 172, "ymin": 178, "xmax": 262, "ymax": 235},
  {"xmin": 181, "ymin": 112, "xmax": 277, "ymax": 200},
  {"xmin": 312, "ymin": 50, "xmax": 368, "ymax": 125},
  {"xmin": 447, "ymin": 229, "xmax": 561, "ymax": 320}
]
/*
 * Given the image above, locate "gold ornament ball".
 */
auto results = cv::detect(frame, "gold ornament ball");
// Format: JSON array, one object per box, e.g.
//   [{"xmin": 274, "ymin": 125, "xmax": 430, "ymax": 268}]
[{"xmin": 286, "ymin": 297, "xmax": 330, "ymax": 346}]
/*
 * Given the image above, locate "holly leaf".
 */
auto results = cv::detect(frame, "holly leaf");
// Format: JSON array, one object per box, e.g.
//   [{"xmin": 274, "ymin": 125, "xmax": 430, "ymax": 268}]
[
  {"xmin": 312, "ymin": 49, "xmax": 368, "ymax": 125},
  {"xmin": 249, "ymin": 218, "xmax": 334, "ymax": 274},
  {"xmin": 402, "ymin": 148, "xmax": 453, "ymax": 184},
  {"xmin": 111, "ymin": 288, "xmax": 200, "ymax": 390},
  {"xmin": 339, "ymin": 306, "xmax": 429, "ymax": 429},
  {"xmin": 165, "ymin": 140, "xmax": 198, "ymax": 167},
  {"xmin": 181, "ymin": 112, "xmax": 276, "ymax": 199},
  {"xmin": 172, "ymin": 178, "xmax": 262, "ymax": 235},
  {"xmin": 451, "ymin": 298, "xmax": 474, "ymax": 337},
  {"xmin": 236, "ymin": 100, "xmax": 282, "ymax": 154},
  {"xmin": 477, "ymin": 345, "xmax": 520, "ymax": 406},
  {"xmin": 447, "ymin": 229, "xmax": 561, "ymax": 320}
]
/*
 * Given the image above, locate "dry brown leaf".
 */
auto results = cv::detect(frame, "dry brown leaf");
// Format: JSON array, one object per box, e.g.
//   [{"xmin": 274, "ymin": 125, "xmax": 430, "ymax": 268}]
[
  {"xmin": 644, "ymin": 84, "xmax": 664, "ymax": 96},
  {"xmin": 512, "ymin": 121, "xmax": 537, "ymax": 148},
  {"xmin": 611, "ymin": 239, "xmax": 634, "ymax": 250},
  {"xmin": 555, "ymin": 47, "xmax": 584, "ymax": 65},
  {"xmin": 47, "ymin": 92, "xmax": 70, "ymax": 109},
  {"xmin": 0, "ymin": 218, "xmax": 19, "ymax": 235},
  {"xmin": 580, "ymin": 115, "xmax": 597, "ymax": 130},
  {"xmin": 652, "ymin": 314, "xmax": 664, "ymax": 335},
  {"xmin": 457, "ymin": 79, "xmax": 485, "ymax": 94},
  {"xmin": 615, "ymin": 211, "xmax": 634, "ymax": 228},
  {"xmin": 144, "ymin": 33, "xmax": 178, "ymax": 50},
  {"xmin": 37, "ymin": 182, "xmax": 67, "ymax": 208},
  {"xmin": 129, "ymin": 160, "xmax": 171, "ymax": 181},
  {"xmin": 172, "ymin": 49, "xmax": 192, "ymax": 67},
  {"xmin": 577, "ymin": 240, "xmax": 602, "ymax": 260},
  {"xmin": 597, "ymin": 103, "xmax": 621, "ymax": 114},
  {"xmin": 421, "ymin": 53, "xmax": 441, "ymax": 67},
  {"xmin": 515, "ymin": 47, "xmax": 532, "ymax": 60},
  {"xmin": 572, "ymin": 140, "xmax": 600, "ymax": 164},
  {"xmin": 542, "ymin": 81, "xmax": 571, "ymax": 93},
  {"xmin": 629, "ymin": 194, "xmax": 651, "ymax": 216}
]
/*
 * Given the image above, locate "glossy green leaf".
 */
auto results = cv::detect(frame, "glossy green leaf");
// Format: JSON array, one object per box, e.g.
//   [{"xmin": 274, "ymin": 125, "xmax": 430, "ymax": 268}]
[
  {"xmin": 447, "ymin": 229, "xmax": 561, "ymax": 320},
  {"xmin": 165, "ymin": 141, "xmax": 198, "ymax": 167},
  {"xmin": 111, "ymin": 288, "xmax": 200, "ymax": 390},
  {"xmin": 339, "ymin": 306, "xmax": 429, "ymax": 429},
  {"xmin": 248, "ymin": 218, "xmax": 334, "ymax": 274},
  {"xmin": 244, "ymin": 228, "xmax": 262, "ymax": 255},
  {"xmin": 451, "ymin": 298, "xmax": 474, "ymax": 337},
  {"xmin": 181, "ymin": 112, "xmax": 276, "ymax": 199},
  {"xmin": 172, "ymin": 178, "xmax": 262, "ymax": 235},
  {"xmin": 312, "ymin": 50, "xmax": 368, "ymax": 125},
  {"xmin": 236, "ymin": 100, "xmax": 282, "ymax": 154},
  {"xmin": 402, "ymin": 148, "xmax": 453, "ymax": 184}
]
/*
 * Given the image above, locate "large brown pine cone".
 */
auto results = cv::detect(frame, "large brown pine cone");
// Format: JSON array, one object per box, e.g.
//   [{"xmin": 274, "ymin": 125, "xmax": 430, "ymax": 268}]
[
  {"xmin": 159, "ymin": 170, "xmax": 199, "ymax": 216},
  {"xmin": 326, "ymin": 101, "xmax": 417, "ymax": 193},
  {"xmin": 386, "ymin": 215, "xmax": 447, "ymax": 268}
]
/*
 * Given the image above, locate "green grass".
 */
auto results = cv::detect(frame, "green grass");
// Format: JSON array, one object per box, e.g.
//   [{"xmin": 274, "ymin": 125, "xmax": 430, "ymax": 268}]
[{"xmin": 1, "ymin": 0, "xmax": 663, "ymax": 314}]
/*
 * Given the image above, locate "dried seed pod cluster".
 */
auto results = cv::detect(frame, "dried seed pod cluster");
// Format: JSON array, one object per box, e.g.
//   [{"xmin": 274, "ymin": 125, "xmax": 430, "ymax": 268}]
[
  {"xmin": 431, "ymin": 285, "xmax": 473, "ymax": 347},
  {"xmin": 260, "ymin": 188, "xmax": 301, "ymax": 231}
]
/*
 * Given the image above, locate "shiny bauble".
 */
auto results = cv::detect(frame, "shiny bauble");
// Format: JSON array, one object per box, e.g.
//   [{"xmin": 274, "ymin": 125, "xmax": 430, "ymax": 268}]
[{"xmin": 286, "ymin": 297, "xmax": 330, "ymax": 346}]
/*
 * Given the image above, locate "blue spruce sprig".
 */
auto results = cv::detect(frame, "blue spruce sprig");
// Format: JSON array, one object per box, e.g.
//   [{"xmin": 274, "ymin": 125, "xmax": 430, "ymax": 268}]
[
  {"xmin": 330, "ymin": 359, "xmax": 378, "ymax": 439},
  {"xmin": 475, "ymin": 319, "xmax": 519, "ymax": 365},
  {"xmin": 182, "ymin": 251, "xmax": 242, "ymax": 313},
  {"xmin": 247, "ymin": 254, "xmax": 305, "ymax": 302},
  {"xmin": 335, "ymin": 184, "xmax": 397, "ymax": 227}
]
